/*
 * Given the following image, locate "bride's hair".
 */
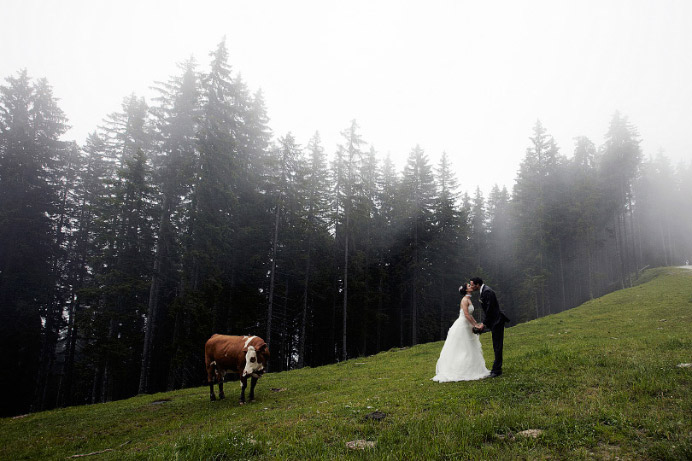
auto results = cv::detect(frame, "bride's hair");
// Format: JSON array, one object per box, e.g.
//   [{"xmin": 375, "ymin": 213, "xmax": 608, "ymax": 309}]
[{"xmin": 458, "ymin": 283, "xmax": 470, "ymax": 295}]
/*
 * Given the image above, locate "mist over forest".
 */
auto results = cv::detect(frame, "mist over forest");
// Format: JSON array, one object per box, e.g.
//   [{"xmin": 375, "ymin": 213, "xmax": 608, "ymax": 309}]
[{"xmin": 1, "ymin": 40, "xmax": 690, "ymax": 417}]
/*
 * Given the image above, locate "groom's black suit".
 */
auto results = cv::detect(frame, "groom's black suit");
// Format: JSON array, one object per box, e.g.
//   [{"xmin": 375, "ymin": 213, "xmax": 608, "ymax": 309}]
[{"xmin": 478, "ymin": 285, "xmax": 510, "ymax": 374}]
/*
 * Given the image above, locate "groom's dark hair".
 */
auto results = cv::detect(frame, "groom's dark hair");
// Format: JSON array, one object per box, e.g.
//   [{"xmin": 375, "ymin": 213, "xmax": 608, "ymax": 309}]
[{"xmin": 470, "ymin": 277, "xmax": 483, "ymax": 286}]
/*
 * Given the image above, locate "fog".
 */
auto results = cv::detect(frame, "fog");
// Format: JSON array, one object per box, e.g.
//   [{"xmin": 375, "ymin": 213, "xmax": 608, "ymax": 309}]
[{"xmin": 2, "ymin": 0, "xmax": 691, "ymax": 193}]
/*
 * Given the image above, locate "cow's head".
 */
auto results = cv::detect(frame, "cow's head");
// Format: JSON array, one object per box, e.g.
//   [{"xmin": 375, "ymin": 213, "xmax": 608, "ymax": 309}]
[{"xmin": 242, "ymin": 344, "xmax": 268, "ymax": 378}]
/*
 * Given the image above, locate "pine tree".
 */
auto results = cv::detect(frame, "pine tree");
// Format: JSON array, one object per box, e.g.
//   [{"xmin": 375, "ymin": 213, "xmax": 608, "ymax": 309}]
[
  {"xmin": 352, "ymin": 145, "xmax": 380, "ymax": 355},
  {"xmin": 512, "ymin": 120, "xmax": 561, "ymax": 319},
  {"xmin": 168, "ymin": 40, "xmax": 240, "ymax": 388},
  {"xmin": 570, "ymin": 136, "xmax": 600, "ymax": 300},
  {"xmin": 600, "ymin": 112, "xmax": 642, "ymax": 287},
  {"xmin": 400, "ymin": 145, "xmax": 436, "ymax": 345},
  {"xmin": 31, "ymin": 77, "xmax": 74, "ymax": 410},
  {"xmin": 57, "ymin": 131, "xmax": 111, "ymax": 407},
  {"xmin": 265, "ymin": 133, "xmax": 302, "ymax": 370},
  {"xmin": 672, "ymin": 161, "xmax": 692, "ymax": 263},
  {"xmin": 86, "ymin": 93, "xmax": 155, "ymax": 402},
  {"xmin": 376, "ymin": 154, "xmax": 401, "ymax": 349},
  {"xmin": 431, "ymin": 152, "xmax": 466, "ymax": 338},
  {"xmin": 139, "ymin": 59, "xmax": 201, "ymax": 394},
  {"xmin": 0, "ymin": 71, "xmax": 69, "ymax": 415},
  {"xmin": 634, "ymin": 152, "xmax": 677, "ymax": 267},
  {"xmin": 486, "ymin": 184, "xmax": 512, "ymax": 306},
  {"xmin": 297, "ymin": 132, "xmax": 331, "ymax": 368},
  {"xmin": 333, "ymin": 120, "xmax": 365, "ymax": 360},
  {"xmin": 469, "ymin": 187, "xmax": 487, "ymax": 270}
]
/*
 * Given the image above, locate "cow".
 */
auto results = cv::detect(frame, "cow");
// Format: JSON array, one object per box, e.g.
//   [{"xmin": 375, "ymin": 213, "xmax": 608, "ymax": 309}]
[{"xmin": 204, "ymin": 334, "xmax": 270, "ymax": 404}]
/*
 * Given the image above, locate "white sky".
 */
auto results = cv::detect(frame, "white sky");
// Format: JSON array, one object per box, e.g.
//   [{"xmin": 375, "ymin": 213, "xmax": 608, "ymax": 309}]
[{"xmin": 2, "ymin": 0, "xmax": 691, "ymax": 194}]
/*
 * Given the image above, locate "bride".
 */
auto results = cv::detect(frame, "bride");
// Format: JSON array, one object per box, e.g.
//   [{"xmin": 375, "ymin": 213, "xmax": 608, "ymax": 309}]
[{"xmin": 432, "ymin": 283, "xmax": 490, "ymax": 382}]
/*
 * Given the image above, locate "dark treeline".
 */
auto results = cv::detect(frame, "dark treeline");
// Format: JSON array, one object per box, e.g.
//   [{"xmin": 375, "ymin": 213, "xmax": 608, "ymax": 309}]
[{"xmin": 1, "ymin": 41, "xmax": 691, "ymax": 416}]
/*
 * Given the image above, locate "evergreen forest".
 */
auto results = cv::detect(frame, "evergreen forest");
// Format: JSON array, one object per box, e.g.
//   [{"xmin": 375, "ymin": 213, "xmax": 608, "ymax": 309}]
[{"xmin": 1, "ymin": 41, "xmax": 690, "ymax": 416}]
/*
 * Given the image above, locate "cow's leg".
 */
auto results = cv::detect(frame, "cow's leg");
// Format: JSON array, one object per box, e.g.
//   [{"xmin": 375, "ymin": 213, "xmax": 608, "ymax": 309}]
[
  {"xmin": 239, "ymin": 376, "xmax": 248, "ymax": 405},
  {"xmin": 207, "ymin": 364, "xmax": 216, "ymax": 401},
  {"xmin": 217, "ymin": 372, "xmax": 225, "ymax": 400},
  {"xmin": 249, "ymin": 376, "xmax": 259, "ymax": 402}
]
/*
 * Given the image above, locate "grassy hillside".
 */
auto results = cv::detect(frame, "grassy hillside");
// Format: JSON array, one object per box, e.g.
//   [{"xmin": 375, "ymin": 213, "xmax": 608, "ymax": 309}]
[{"xmin": 2, "ymin": 268, "xmax": 691, "ymax": 460}]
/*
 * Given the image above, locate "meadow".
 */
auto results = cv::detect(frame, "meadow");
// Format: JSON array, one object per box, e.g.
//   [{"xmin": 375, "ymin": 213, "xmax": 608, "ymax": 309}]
[{"xmin": 1, "ymin": 267, "xmax": 690, "ymax": 460}]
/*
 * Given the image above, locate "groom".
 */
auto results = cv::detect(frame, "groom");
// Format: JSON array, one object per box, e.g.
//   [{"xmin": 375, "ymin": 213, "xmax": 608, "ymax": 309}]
[{"xmin": 469, "ymin": 277, "xmax": 510, "ymax": 378}]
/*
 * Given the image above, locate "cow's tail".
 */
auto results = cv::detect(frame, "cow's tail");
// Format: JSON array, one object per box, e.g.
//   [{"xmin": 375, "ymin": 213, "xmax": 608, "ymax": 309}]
[{"xmin": 206, "ymin": 357, "xmax": 218, "ymax": 383}]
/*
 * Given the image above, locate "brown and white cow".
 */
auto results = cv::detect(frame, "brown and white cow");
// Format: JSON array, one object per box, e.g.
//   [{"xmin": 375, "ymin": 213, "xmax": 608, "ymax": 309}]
[{"xmin": 204, "ymin": 334, "xmax": 270, "ymax": 404}]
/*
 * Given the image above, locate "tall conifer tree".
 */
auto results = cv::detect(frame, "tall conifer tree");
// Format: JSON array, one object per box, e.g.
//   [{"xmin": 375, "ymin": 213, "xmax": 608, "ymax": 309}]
[
  {"xmin": 0, "ymin": 71, "xmax": 68, "ymax": 414},
  {"xmin": 400, "ymin": 145, "xmax": 435, "ymax": 345}
]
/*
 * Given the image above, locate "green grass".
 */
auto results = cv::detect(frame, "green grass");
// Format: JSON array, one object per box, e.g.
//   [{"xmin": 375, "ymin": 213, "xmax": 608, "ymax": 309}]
[{"xmin": 2, "ymin": 268, "xmax": 691, "ymax": 460}]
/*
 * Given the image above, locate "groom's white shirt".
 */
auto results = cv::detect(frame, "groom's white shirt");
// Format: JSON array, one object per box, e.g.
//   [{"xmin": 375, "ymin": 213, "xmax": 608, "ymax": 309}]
[{"xmin": 479, "ymin": 284, "xmax": 485, "ymax": 297}]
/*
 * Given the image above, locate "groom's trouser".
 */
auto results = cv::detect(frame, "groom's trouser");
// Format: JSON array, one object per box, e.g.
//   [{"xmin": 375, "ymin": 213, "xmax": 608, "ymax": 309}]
[{"xmin": 491, "ymin": 321, "xmax": 505, "ymax": 373}]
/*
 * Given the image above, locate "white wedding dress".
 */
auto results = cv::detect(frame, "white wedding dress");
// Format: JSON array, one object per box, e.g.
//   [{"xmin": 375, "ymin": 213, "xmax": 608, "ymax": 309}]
[{"xmin": 432, "ymin": 300, "xmax": 490, "ymax": 382}]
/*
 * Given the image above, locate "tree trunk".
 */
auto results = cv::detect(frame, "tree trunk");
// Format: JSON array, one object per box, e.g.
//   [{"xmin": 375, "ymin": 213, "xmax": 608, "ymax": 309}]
[
  {"xmin": 58, "ymin": 194, "xmax": 92, "ymax": 407},
  {"xmin": 399, "ymin": 289, "xmax": 405, "ymax": 347},
  {"xmin": 101, "ymin": 318, "xmax": 117, "ymax": 403},
  {"xmin": 342, "ymin": 208, "xmax": 349, "ymax": 361},
  {"xmin": 439, "ymin": 279, "xmax": 446, "ymax": 339},
  {"xmin": 558, "ymin": 242, "xmax": 567, "ymax": 311},
  {"xmin": 411, "ymin": 224, "xmax": 418, "ymax": 346},
  {"xmin": 376, "ymin": 275, "xmax": 383, "ymax": 352},
  {"xmin": 666, "ymin": 221, "xmax": 676, "ymax": 264},
  {"xmin": 586, "ymin": 240, "xmax": 594, "ymax": 300},
  {"xmin": 279, "ymin": 281, "xmax": 289, "ymax": 371},
  {"xmin": 266, "ymin": 200, "xmax": 281, "ymax": 354},
  {"xmin": 622, "ymin": 209, "xmax": 633, "ymax": 287},
  {"xmin": 614, "ymin": 215, "xmax": 626, "ymax": 289},
  {"xmin": 35, "ymin": 154, "xmax": 75, "ymax": 411},
  {"xmin": 225, "ymin": 270, "xmax": 235, "ymax": 333},
  {"xmin": 628, "ymin": 196, "xmax": 641, "ymax": 271},
  {"xmin": 330, "ymin": 281, "xmax": 337, "ymax": 362},
  {"xmin": 91, "ymin": 366, "xmax": 100, "ymax": 404},
  {"xmin": 57, "ymin": 296, "xmax": 79, "ymax": 407},
  {"xmin": 166, "ymin": 305, "xmax": 183, "ymax": 391},
  {"xmin": 298, "ymin": 232, "xmax": 312, "ymax": 369},
  {"xmin": 139, "ymin": 204, "xmax": 171, "ymax": 394}
]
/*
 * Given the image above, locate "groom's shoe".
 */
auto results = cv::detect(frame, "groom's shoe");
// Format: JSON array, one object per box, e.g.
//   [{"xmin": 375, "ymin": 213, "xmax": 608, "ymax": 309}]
[{"xmin": 488, "ymin": 371, "xmax": 502, "ymax": 378}]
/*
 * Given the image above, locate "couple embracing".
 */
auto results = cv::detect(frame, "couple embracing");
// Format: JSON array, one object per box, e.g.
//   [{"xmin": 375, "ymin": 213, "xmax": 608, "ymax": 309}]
[{"xmin": 432, "ymin": 277, "xmax": 510, "ymax": 382}]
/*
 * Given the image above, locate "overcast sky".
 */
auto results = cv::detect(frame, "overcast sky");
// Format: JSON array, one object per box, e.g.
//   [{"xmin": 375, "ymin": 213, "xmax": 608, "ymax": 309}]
[{"xmin": 3, "ymin": 0, "xmax": 691, "ymax": 194}]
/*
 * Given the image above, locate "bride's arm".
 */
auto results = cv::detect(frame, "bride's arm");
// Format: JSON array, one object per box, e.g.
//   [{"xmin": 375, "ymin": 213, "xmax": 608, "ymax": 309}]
[{"xmin": 461, "ymin": 298, "xmax": 480, "ymax": 328}]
